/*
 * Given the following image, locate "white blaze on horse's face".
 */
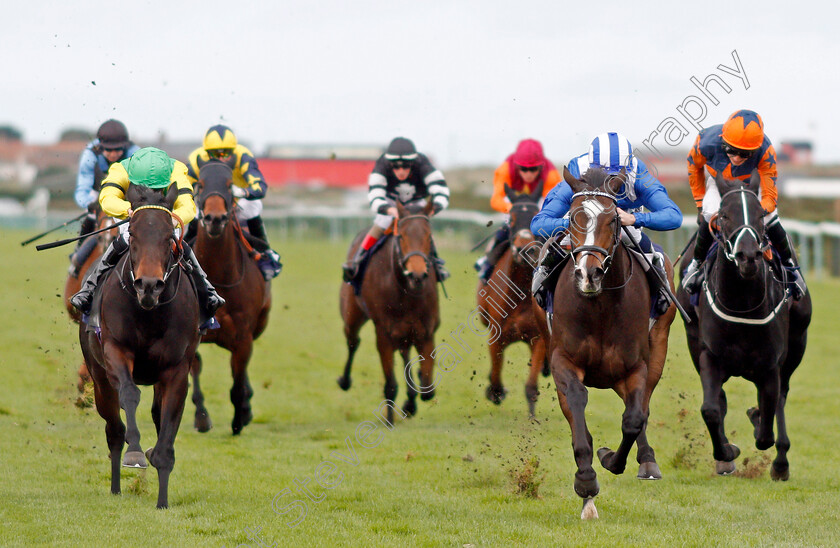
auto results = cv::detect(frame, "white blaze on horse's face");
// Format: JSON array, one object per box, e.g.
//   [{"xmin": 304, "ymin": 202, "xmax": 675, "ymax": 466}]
[
  {"xmin": 574, "ymin": 199, "xmax": 607, "ymax": 293},
  {"xmin": 726, "ymin": 191, "xmax": 762, "ymax": 262}
]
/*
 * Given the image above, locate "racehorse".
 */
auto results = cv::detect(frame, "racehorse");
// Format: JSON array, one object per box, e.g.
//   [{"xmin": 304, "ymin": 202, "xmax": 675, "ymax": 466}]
[
  {"xmin": 478, "ymin": 182, "xmax": 547, "ymax": 417},
  {"xmin": 338, "ymin": 200, "xmax": 440, "ymax": 424},
  {"xmin": 64, "ymin": 206, "xmax": 117, "ymax": 392},
  {"xmin": 676, "ymin": 172, "xmax": 811, "ymax": 479},
  {"xmin": 78, "ymin": 184, "xmax": 200, "ymax": 508},
  {"xmin": 189, "ymin": 161, "xmax": 271, "ymax": 435},
  {"xmin": 542, "ymin": 166, "xmax": 675, "ymax": 519}
]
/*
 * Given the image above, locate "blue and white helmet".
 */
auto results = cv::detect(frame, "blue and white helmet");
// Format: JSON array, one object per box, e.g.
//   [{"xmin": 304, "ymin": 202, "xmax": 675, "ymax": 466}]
[{"xmin": 588, "ymin": 132, "xmax": 633, "ymax": 174}]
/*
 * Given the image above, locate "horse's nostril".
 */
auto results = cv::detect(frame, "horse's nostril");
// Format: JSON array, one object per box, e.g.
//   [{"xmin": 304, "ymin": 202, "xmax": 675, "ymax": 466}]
[
  {"xmin": 133, "ymin": 279, "xmax": 143, "ymax": 292},
  {"xmin": 155, "ymin": 280, "xmax": 165, "ymax": 293}
]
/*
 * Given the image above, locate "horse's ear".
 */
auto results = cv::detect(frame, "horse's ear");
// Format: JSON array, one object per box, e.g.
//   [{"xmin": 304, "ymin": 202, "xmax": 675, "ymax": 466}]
[
  {"xmin": 715, "ymin": 171, "xmax": 736, "ymax": 194},
  {"xmin": 563, "ymin": 165, "xmax": 585, "ymax": 193},
  {"xmin": 423, "ymin": 198, "xmax": 434, "ymax": 216},
  {"xmin": 165, "ymin": 183, "xmax": 179, "ymax": 210},
  {"xmin": 396, "ymin": 200, "xmax": 407, "ymax": 218},
  {"xmin": 530, "ymin": 180, "xmax": 544, "ymax": 201},
  {"xmin": 504, "ymin": 183, "xmax": 516, "ymax": 202},
  {"xmin": 125, "ymin": 183, "xmax": 142, "ymax": 209},
  {"xmin": 747, "ymin": 169, "xmax": 761, "ymax": 192}
]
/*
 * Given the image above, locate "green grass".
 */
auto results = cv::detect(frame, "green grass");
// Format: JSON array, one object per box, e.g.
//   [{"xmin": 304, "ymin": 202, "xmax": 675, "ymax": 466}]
[{"xmin": 1, "ymin": 229, "xmax": 839, "ymax": 547}]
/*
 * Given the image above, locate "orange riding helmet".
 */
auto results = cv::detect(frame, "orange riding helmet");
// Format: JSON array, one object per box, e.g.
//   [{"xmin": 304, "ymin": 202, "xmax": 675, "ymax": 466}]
[{"xmin": 721, "ymin": 109, "xmax": 765, "ymax": 150}]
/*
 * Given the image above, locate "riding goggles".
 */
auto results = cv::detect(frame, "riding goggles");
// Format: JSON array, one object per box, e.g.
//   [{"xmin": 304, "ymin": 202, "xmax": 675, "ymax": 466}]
[
  {"xmin": 208, "ymin": 148, "xmax": 234, "ymax": 159},
  {"xmin": 723, "ymin": 144, "xmax": 755, "ymax": 159}
]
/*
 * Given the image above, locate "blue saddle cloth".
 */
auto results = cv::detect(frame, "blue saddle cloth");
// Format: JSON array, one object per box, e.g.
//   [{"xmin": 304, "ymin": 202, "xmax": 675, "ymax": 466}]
[{"xmin": 349, "ymin": 235, "xmax": 392, "ymax": 296}]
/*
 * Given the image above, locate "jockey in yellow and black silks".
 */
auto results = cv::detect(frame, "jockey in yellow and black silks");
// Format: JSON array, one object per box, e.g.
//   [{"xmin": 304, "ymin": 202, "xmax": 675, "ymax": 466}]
[
  {"xmin": 681, "ymin": 109, "xmax": 806, "ymax": 299},
  {"xmin": 70, "ymin": 147, "xmax": 225, "ymax": 328},
  {"xmin": 186, "ymin": 125, "xmax": 282, "ymax": 280}
]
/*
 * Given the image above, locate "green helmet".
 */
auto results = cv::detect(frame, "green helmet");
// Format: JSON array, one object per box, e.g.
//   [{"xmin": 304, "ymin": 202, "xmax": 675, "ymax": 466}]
[{"xmin": 120, "ymin": 147, "xmax": 175, "ymax": 189}]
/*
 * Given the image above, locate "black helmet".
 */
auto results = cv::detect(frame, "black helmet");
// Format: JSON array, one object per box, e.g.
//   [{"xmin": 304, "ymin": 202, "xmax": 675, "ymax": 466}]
[
  {"xmin": 97, "ymin": 119, "xmax": 130, "ymax": 149},
  {"xmin": 384, "ymin": 137, "xmax": 418, "ymax": 162}
]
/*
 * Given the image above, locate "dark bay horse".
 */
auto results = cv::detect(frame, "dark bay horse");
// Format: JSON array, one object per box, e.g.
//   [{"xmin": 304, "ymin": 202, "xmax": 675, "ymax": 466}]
[
  {"xmin": 338, "ymin": 200, "xmax": 440, "ymax": 424},
  {"xmin": 190, "ymin": 162, "xmax": 271, "ymax": 435},
  {"xmin": 79, "ymin": 184, "xmax": 200, "ymax": 508},
  {"xmin": 676, "ymin": 172, "xmax": 811, "ymax": 479},
  {"xmin": 543, "ymin": 167, "xmax": 675, "ymax": 519},
  {"xmin": 65, "ymin": 207, "xmax": 117, "ymax": 392},
  {"xmin": 478, "ymin": 182, "xmax": 547, "ymax": 417}
]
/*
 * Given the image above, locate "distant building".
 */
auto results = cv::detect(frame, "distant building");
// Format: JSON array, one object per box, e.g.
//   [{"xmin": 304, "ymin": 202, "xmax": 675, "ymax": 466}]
[
  {"xmin": 258, "ymin": 143, "xmax": 383, "ymax": 188},
  {"xmin": 777, "ymin": 141, "xmax": 813, "ymax": 165}
]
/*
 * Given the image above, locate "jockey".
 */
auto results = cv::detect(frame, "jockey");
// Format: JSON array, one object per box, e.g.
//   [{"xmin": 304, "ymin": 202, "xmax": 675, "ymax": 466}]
[
  {"xmin": 682, "ymin": 109, "xmax": 806, "ymax": 299},
  {"xmin": 70, "ymin": 147, "xmax": 225, "ymax": 328},
  {"xmin": 474, "ymin": 138, "xmax": 560, "ymax": 282},
  {"xmin": 186, "ymin": 125, "xmax": 282, "ymax": 281},
  {"xmin": 69, "ymin": 119, "xmax": 140, "ymax": 277},
  {"xmin": 530, "ymin": 132, "xmax": 682, "ymax": 315},
  {"xmin": 342, "ymin": 137, "xmax": 450, "ymax": 282}
]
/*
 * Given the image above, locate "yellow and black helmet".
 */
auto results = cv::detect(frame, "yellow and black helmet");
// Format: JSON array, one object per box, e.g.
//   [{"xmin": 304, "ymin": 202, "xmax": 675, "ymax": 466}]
[{"xmin": 203, "ymin": 125, "xmax": 237, "ymax": 150}]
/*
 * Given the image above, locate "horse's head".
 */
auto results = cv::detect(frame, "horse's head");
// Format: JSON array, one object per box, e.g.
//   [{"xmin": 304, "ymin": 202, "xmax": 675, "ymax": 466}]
[
  {"xmin": 195, "ymin": 161, "xmax": 235, "ymax": 238},
  {"xmin": 125, "ymin": 184, "xmax": 181, "ymax": 310},
  {"xmin": 395, "ymin": 199, "xmax": 434, "ymax": 290},
  {"xmin": 564, "ymin": 166, "xmax": 622, "ymax": 296},
  {"xmin": 713, "ymin": 170, "xmax": 766, "ymax": 280},
  {"xmin": 505, "ymin": 181, "xmax": 542, "ymax": 266}
]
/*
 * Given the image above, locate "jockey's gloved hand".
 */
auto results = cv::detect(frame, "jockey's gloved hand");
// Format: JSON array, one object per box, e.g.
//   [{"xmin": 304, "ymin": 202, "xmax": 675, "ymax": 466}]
[
  {"xmin": 87, "ymin": 201, "xmax": 99, "ymax": 214},
  {"xmin": 433, "ymin": 202, "xmax": 444, "ymax": 215},
  {"xmin": 232, "ymin": 186, "xmax": 248, "ymax": 199}
]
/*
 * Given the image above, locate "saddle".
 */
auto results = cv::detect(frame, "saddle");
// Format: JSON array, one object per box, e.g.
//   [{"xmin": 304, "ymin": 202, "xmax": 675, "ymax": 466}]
[{"xmin": 349, "ymin": 233, "xmax": 393, "ymax": 296}]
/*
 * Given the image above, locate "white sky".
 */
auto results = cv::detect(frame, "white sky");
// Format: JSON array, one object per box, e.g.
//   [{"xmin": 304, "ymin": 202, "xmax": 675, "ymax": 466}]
[{"xmin": 4, "ymin": 0, "xmax": 839, "ymax": 168}]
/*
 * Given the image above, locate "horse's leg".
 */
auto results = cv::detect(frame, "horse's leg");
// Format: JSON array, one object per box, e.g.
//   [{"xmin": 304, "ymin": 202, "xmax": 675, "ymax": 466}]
[
  {"xmin": 416, "ymin": 338, "xmax": 436, "ymax": 402},
  {"xmin": 338, "ymin": 291, "xmax": 367, "ymax": 391},
  {"xmin": 77, "ymin": 361, "xmax": 92, "ymax": 393},
  {"xmin": 87, "ymin": 354, "xmax": 125, "ymax": 495},
  {"xmin": 633, "ymin": 319, "xmax": 670, "ymax": 480},
  {"xmin": 146, "ymin": 362, "xmax": 190, "ymax": 509},
  {"xmin": 597, "ymin": 367, "xmax": 647, "ymax": 475},
  {"xmin": 552, "ymin": 357, "xmax": 599, "ymax": 502},
  {"xmin": 230, "ymin": 337, "xmax": 255, "ymax": 435},
  {"xmin": 750, "ymin": 371, "xmax": 779, "ymax": 451},
  {"xmin": 151, "ymin": 384, "xmax": 162, "ymax": 435},
  {"xmin": 524, "ymin": 337, "xmax": 546, "ymax": 419},
  {"xmin": 104, "ymin": 344, "xmax": 146, "ymax": 468},
  {"xmin": 485, "ymin": 338, "xmax": 507, "ymax": 405},
  {"xmin": 698, "ymin": 352, "xmax": 740, "ymax": 471},
  {"xmin": 190, "ymin": 352, "xmax": 212, "ymax": 433},
  {"xmin": 400, "ymin": 348, "xmax": 417, "ymax": 417},
  {"xmin": 376, "ymin": 330, "xmax": 398, "ymax": 425}
]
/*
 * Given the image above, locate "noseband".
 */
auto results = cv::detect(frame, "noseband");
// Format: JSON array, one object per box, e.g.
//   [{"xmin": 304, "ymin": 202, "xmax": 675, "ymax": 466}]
[
  {"xmin": 569, "ymin": 190, "xmax": 620, "ymax": 272},
  {"xmin": 713, "ymin": 188, "xmax": 766, "ymax": 262}
]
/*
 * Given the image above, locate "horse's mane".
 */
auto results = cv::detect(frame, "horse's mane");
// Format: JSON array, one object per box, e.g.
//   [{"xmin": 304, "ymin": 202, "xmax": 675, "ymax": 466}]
[
  {"xmin": 580, "ymin": 167, "xmax": 611, "ymax": 189},
  {"xmin": 126, "ymin": 183, "xmax": 175, "ymax": 210}
]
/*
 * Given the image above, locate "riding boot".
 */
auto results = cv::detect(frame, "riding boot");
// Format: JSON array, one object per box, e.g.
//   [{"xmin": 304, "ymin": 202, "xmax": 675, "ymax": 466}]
[
  {"xmin": 182, "ymin": 243, "xmax": 226, "ymax": 325},
  {"xmin": 70, "ymin": 236, "xmax": 128, "ymax": 313},
  {"xmin": 682, "ymin": 220, "xmax": 713, "ymax": 294},
  {"xmin": 474, "ymin": 226, "xmax": 510, "ymax": 283},
  {"xmin": 430, "ymin": 237, "xmax": 450, "ymax": 282},
  {"xmin": 246, "ymin": 216, "xmax": 282, "ymax": 280},
  {"xmin": 768, "ymin": 221, "xmax": 807, "ymax": 299},
  {"xmin": 184, "ymin": 218, "xmax": 198, "ymax": 245},
  {"xmin": 532, "ymin": 243, "xmax": 568, "ymax": 309},
  {"xmin": 342, "ymin": 246, "xmax": 369, "ymax": 282},
  {"xmin": 68, "ymin": 214, "xmax": 98, "ymax": 277},
  {"xmin": 645, "ymin": 254, "xmax": 671, "ymax": 317}
]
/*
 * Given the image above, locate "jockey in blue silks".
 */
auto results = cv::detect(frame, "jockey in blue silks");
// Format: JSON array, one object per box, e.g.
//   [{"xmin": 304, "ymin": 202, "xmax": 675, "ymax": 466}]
[{"xmin": 530, "ymin": 132, "xmax": 683, "ymax": 315}]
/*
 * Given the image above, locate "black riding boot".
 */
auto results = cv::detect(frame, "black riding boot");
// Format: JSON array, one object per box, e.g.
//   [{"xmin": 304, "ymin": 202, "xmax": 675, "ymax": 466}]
[
  {"xmin": 430, "ymin": 237, "xmax": 450, "ymax": 282},
  {"xmin": 68, "ymin": 214, "xmax": 98, "ymax": 277},
  {"xmin": 70, "ymin": 236, "xmax": 129, "ymax": 313},
  {"xmin": 682, "ymin": 218, "xmax": 714, "ymax": 293},
  {"xmin": 246, "ymin": 216, "xmax": 282, "ymax": 280},
  {"xmin": 645, "ymin": 257, "xmax": 671, "ymax": 317},
  {"xmin": 184, "ymin": 218, "xmax": 198, "ymax": 245},
  {"xmin": 343, "ymin": 246, "xmax": 369, "ymax": 282},
  {"xmin": 475, "ymin": 226, "xmax": 510, "ymax": 283},
  {"xmin": 532, "ymin": 242, "xmax": 569, "ymax": 309},
  {"xmin": 182, "ymin": 243, "xmax": 226, "ymax": 326},
  {"xmin": 767, "ymin": 220, "xmax": 807, "ymax": 299}
]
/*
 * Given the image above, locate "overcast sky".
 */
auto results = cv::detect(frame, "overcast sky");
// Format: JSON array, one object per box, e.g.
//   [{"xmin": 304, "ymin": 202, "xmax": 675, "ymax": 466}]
[{"xmin": 4, "ymin": 1, "xmax": 839, "ymax": 168}]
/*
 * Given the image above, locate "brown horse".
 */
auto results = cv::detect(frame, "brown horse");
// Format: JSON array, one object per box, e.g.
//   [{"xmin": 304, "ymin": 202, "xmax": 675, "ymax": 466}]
[
  {"xmin": 478, "ymin": 182, "xmax": 547, "ymax": 417},
  {"xmin": 64, "ymin": 207, "xmax": 117, "ymax": 392},
  {"xmin": 338, "ymin": 200, "xmax": 440, "ymax": 424},
  {"xmin": 676, "ymin": 173, "xmax": 811, "ymax": 478},
  {"xmin": 541, "ymin": 167, "xmax": 675, "ymax": 519},
  {"xmin": 79, "ymin": 184, "xmax": 200, "ymax": 508},
  {"xmin": 189, "ymin": 162, "xmax": 271, "ymax": 435}
]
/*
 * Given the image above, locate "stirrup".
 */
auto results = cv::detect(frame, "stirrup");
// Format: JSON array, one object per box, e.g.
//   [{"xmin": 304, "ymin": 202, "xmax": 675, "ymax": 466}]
[
  {"xmin": 258, "ymin": 249, "xmax": 282, "ymax": 281},
  {"xmin": 681, "ymin": 259, "xmax": 703, "ymax": 294}
]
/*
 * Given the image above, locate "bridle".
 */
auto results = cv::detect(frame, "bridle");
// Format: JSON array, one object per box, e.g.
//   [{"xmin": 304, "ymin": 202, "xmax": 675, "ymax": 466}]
[
  {"xmin": 393, "ymin": 214, "xmax": 432, "ymax": 276},
  {"xmin": 122, "ymin": 205, "xmax": 185, "ymax": 303},
  {"xmin": 711, "ymin": 188, "xmax": 767, "ymax": 262},
  {"xmin": 569, "ymin": 190, "xmax": 621, "ymax": 274}
]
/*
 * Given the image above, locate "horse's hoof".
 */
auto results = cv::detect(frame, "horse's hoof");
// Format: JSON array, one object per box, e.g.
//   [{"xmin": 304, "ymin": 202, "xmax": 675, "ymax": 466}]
[
  {"xmin": 194, "ymin": 412, "xmax": 213, "ymax": 433},
  {"xmin": 122, "ymin": 450, "xmax": 147, "ymax": 469},
  {"xmin": 419, "ymin": 389, "xmax": 435, "ymax": 402},
  {"xmin": 574, "ymin": 475, "xmax": 599, "ymax": 499},
  {"xmin": 715, "ymin": 460, "xmax": 736, "ymax": 475},
  {"xmin": 580, "ymin": 497, "xmax": 599, "ymax": 520},
  {"xmin": 402, "ymin": 400, "xmax": 417, "ymax": 417},
  {"xmin": 771, "ymin": 463, "xmax": 790, "ymax": 481},
  {"xmin": 485, "ymin": 384, "xmax": 507, "ymax": 405},
  {"xmin": 337, "ymin": 376, "xmax": 352, "ymax": 391},
  {"xmin": 597, "ymin": 447, "xmax": 625, "ymax": 475},
  {"xmin": 637, "ymin": 462, "xmax": 662, "ymax": 480}
]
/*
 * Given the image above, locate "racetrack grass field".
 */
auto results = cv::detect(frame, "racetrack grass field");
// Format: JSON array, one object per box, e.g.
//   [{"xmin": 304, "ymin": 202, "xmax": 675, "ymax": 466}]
[{"xmin": 1, "ymin": 227, "xmax": 839, "ymax": 547}]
